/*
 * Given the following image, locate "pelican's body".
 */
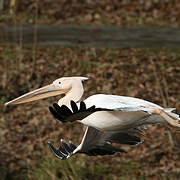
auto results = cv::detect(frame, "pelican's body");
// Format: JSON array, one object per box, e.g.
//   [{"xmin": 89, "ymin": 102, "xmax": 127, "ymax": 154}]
[
  {"xmin": 5, "ymin": 76, "xmax": 180, "ymax": 159},
  {"xmin": 81, "ymin": 94, "xmax": 164, "ymax": 131}
]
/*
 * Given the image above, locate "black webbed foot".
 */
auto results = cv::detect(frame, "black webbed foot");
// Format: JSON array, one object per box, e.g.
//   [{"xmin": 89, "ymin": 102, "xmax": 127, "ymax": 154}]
[{"xmin": 49, "ymin": 100, "xmax": 96, "ymax": 123}]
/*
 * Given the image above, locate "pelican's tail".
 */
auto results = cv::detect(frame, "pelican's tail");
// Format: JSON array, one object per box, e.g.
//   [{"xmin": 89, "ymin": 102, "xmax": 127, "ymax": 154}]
[{"xmin": 161, "ymin": 108, "xmax": 180, "ymax": 127}]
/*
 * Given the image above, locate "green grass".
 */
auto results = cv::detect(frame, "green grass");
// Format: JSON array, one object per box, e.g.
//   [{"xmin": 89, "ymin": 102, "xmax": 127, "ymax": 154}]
[
  {"xmin": 30, "ymin": 155, "xmax": 107, "ymax": 180},
  {"xmin": 29, "ymin": 153, "xmax": 140, "ymax": 180},
  {"xmin": 0, "ymin": 167, "xmax": 8, "ymax": 180}
]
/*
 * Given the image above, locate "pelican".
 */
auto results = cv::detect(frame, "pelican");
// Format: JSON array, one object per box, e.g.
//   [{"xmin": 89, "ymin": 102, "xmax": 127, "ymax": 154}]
[{"xmin": 5, "ymin": 77, "xmax": 180, "ymax": 159}]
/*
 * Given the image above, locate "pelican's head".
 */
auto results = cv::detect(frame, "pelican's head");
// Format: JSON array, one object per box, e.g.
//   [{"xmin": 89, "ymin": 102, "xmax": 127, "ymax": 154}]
[{"xmin": 5, "ymin": 76, "xmax": 88, "ymax": 106}]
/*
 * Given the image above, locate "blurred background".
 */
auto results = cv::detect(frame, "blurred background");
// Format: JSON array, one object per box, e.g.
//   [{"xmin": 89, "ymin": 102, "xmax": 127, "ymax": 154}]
[{"xmin": 0, "ymin": 0, "xmax": 180, "ymax": 179}]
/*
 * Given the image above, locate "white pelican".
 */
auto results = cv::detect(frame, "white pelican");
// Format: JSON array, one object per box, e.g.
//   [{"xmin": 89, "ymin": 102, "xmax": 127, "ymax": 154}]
[{"xmin": 5, "ymin": 77, "xmax": 180, "ymax": 159}]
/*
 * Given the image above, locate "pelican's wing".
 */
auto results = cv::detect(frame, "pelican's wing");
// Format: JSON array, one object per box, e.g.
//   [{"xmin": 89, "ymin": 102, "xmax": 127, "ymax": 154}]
[
  {"xmin": 49, "ymin": 95, "xmax": 180, "ymax": 128},
  {"xmin": 79, "ymin": 126, "xmax": 142, "ymax": 156},
  {"xmin": 49, "ymin": 100, "xmax": 110, "ymax": 123},
  {"xmin": 84, "ymin": 94, "xmax": 180, "ymax": 128},
  {"xmin": 48, "ymin": 126, "xmax": 142, "ymax": 160},
  {"xmin": 84, "ymin": 94, "xmax": 164, "ymax": 110}
]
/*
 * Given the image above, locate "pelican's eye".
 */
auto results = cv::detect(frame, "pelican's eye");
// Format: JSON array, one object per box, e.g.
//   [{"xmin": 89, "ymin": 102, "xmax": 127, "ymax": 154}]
[{"xmin": 58, "ymin": 82, "xmax": 61, "ymax": 84}]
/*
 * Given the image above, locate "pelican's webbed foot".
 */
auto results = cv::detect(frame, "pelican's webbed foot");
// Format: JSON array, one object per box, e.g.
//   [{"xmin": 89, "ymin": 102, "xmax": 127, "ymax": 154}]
[
  {"xmin": 49, "ymin": 100, "xmax": 96, "ymax": 123},
  {"xmin": 48, "ymin": 139, "xmax": 77, "ymax": 160}
]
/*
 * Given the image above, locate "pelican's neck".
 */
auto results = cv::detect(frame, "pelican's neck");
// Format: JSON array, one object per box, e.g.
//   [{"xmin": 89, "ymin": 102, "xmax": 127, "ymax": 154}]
[{"xmin": 58, "ymin": 81, "xmax": 84, "ymax": 108}]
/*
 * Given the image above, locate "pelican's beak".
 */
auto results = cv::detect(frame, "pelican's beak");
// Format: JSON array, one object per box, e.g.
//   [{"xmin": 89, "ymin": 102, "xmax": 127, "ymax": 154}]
[{"xmin": 5, "ymin": 84, "xmax": 69, "ymax": 106}]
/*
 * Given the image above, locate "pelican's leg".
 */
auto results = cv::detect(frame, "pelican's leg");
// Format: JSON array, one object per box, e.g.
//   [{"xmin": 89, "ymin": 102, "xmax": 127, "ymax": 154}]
[{"xmin": 153, "ymin": 109, "xmax": 180, "ymax": 128}]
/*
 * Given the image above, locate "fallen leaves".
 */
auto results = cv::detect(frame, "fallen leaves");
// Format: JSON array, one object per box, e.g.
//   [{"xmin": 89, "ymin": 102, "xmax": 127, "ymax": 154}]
[{"xmin": 0, "ymin": 46, "xmax": 180, "ymax": 179}]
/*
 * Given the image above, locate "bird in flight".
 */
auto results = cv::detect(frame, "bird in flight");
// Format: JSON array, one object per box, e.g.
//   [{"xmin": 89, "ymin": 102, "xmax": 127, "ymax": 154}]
[{"xmin": 5, "ymin": 77, "xmax": 180, "ymax": 160}]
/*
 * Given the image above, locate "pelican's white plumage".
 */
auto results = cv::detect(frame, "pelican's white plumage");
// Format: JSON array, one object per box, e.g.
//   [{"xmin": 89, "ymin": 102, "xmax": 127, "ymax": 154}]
[
  {"xmin": 84, "ymin": 94, "xmax": 163, "ymax": 109},
  {"xmin": 81, "ymin": 94, "xmax": 166, "ymax": 131},
  {"xmin": 5, "ymin": 76, "xmax": 180, "ymax": 159}
]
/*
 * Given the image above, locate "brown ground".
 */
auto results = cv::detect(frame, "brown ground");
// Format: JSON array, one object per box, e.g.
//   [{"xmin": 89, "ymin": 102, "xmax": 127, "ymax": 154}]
[
  {"xmin": 1, "ymin": 0, "xmax": 180, "ymax": 26},
  {"xmin": 0, "ymin": 1, "xmax": 180, "ymax": 180}
]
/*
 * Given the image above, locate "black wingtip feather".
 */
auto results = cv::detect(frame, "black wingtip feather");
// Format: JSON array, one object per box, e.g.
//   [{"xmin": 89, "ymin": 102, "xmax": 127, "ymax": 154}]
[
  {"xmin": 87, "ymin": 105, "xmax": 96, "ymax": 112},
  {"xmin": 61, "ymin": 105, "xmax": 73, "ymax": 116},
  {"xmin": 61, "ymin": 139, "xmax": 72, "ymax": 155},
  {"xmin": 80, "ymin": 101, "xmax": 86, "ymax": 111},
  {"xmin": 49, "ymin": 106, "xmax": 65, "ymax": 122},
  {"xmin": 48, "ymin": 142, "xmax": 66, "ymax": 160},
  {"xmin": 69, "ymin": 141, "xmax": 77, "ymax": 151},
  {"xmin": 71, "ymin": 100, "xmax": 78, "ymax": 113}
]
